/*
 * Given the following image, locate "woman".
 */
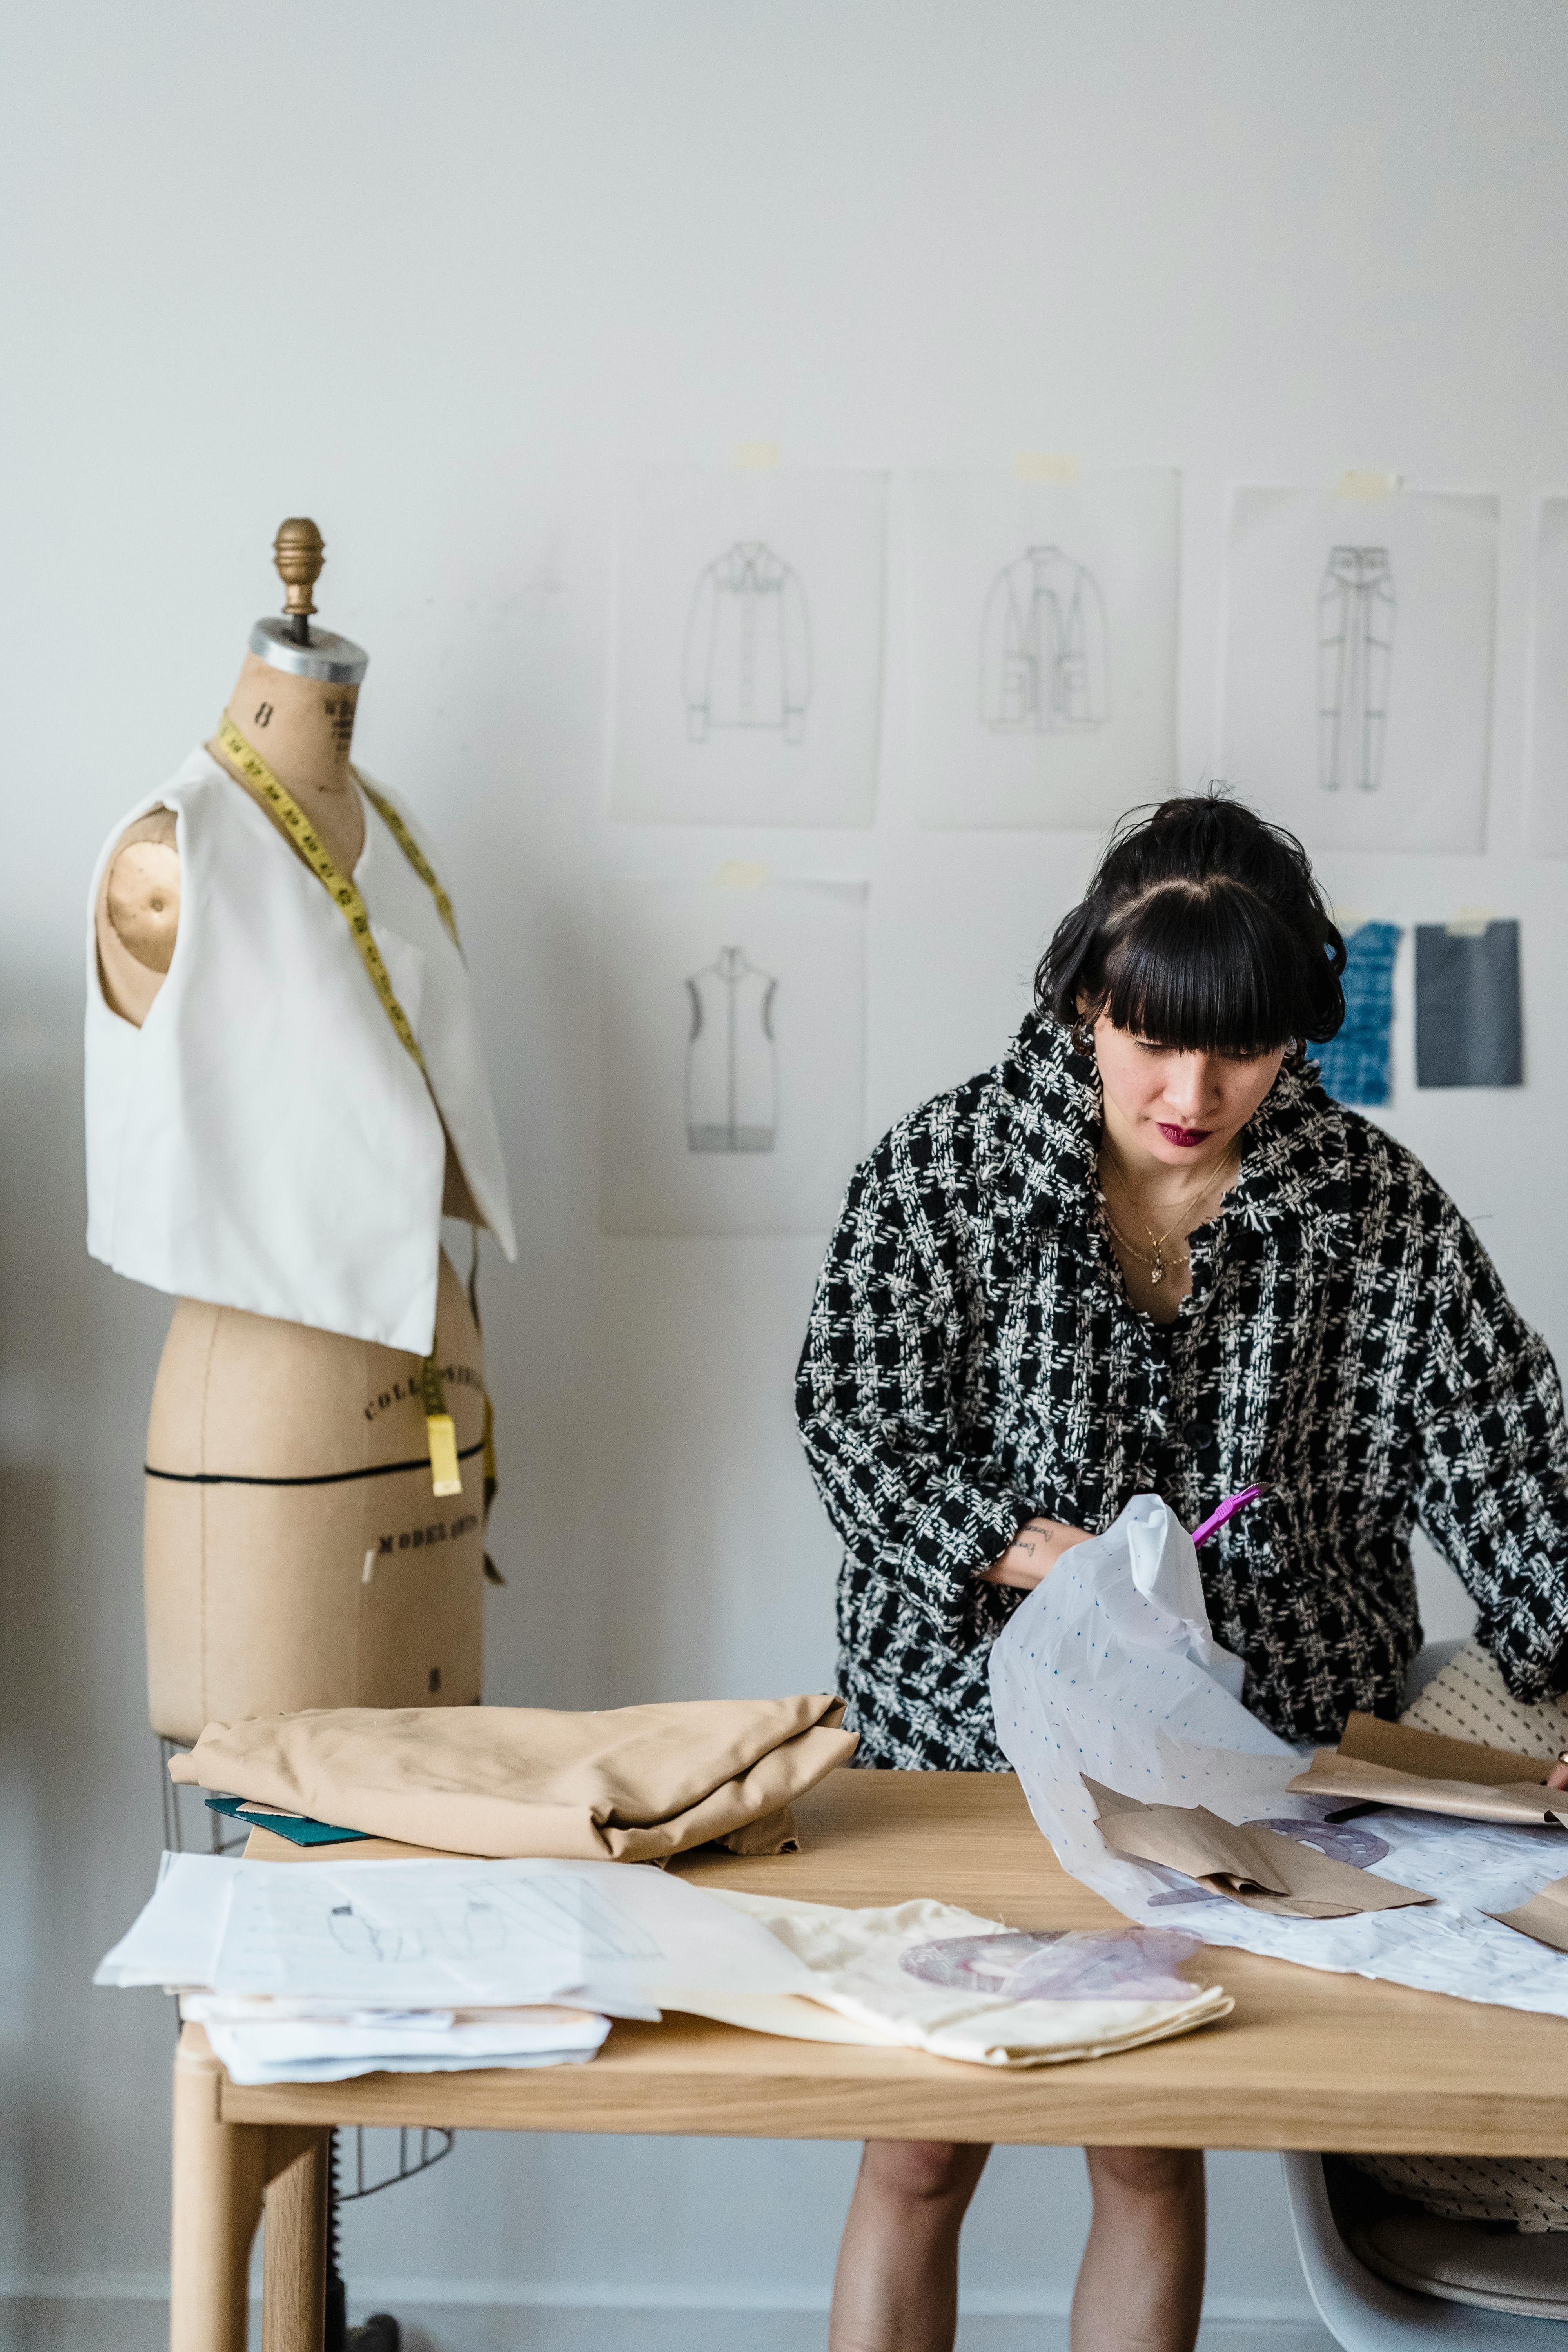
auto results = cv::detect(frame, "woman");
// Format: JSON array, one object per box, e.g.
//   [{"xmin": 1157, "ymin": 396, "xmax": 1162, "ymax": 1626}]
[{"xmin": 796, "ymin": 794, "xmax": 1568, "ymax": 2352}]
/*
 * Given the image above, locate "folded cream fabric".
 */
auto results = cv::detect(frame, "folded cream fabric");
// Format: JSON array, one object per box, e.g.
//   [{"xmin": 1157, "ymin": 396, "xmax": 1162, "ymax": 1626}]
[
  {"xmin": 684, "ymin": 1893, "xmax": 1234, "ymax": 2066},
  {"xmin": 167, "ymin": 1698, "xmax": 857, "ymax": 1862},
  {"xmin": 1084, "ymin": 1777, "xmax": 1432, "ymax": 1919}
]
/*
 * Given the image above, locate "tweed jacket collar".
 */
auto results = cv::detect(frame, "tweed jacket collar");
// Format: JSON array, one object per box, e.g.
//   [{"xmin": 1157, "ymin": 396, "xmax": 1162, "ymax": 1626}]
[{"xmin": 993, "ymin": 1012, "xmax": 1353, "ymax": 1265}]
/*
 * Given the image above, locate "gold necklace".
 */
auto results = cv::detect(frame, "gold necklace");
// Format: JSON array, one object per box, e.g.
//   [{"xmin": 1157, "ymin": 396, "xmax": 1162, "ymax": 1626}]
[
  {"xmin": 1101, "ymin": 1203, "xmax": 1192, "ymax": 1277},
  {"xmin": 1100, "ymin": 1144, "xmax": 1237, "ymax": 1287}
]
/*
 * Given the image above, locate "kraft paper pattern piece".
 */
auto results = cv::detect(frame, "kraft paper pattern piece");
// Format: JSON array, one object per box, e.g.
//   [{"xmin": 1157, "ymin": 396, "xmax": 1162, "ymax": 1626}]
[
  {"xmin": 1083, "ymin": 1779, "xmax": 1432, "ymax": 1919},
  {"xmin": 1493, "ymin": 1877, "xmax": 1568, "ymax": 1957},
  {"xmin": 1288, "ymin": 1712, "xmax": 1563, "ymax": 1828}
]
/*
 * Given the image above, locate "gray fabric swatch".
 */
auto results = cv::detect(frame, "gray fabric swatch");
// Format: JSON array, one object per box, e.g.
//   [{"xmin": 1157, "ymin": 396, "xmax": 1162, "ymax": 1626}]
[{"xmin": 1415, "ymin": 921, "xmax": 1522, "ymax": 1088}]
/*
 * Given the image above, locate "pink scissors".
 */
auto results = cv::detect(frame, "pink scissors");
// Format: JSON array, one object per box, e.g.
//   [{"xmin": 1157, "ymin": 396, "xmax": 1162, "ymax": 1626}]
[{"xmin": 1190, "ymin": 1484, "xmax": 1265, "ymax": 1548}]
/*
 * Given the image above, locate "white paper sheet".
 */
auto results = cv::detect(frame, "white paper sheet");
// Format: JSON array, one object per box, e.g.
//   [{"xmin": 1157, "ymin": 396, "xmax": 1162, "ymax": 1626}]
[
  {"xmin": 904, "ymin": 468, "xmax": 1180, "ymax": 830},
  {"xmin": 990, "ymin": 1502, "xmax": 1568, "ymax": 2023},
  {"xmin": 610, "ymin": 465, "xmax": 888, "ymax": 828},
  {"xmin": 1221, "ymin": 485, "xmax": 1497, "ymax": 853},
  {"xmin": 98, "ymin": 1854, "xmax": 817, "ymax": 2011},
  {"xmin": 1528, "ymin": 497, "xmax": 1568, "ymax": 856},
  {"xmin": 599, "ymin": 873, "xmax": 866, "ymax": 1236},
  {"xmin": 196, "ymin": 2004, "xmax": 612, "ymax": 2086}
]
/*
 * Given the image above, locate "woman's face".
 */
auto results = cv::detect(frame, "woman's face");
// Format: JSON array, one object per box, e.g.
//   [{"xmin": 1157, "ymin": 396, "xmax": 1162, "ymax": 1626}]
[{"xmin": 1091, "ymin": 1013, "xmax": 1287, "ymax": 1171}]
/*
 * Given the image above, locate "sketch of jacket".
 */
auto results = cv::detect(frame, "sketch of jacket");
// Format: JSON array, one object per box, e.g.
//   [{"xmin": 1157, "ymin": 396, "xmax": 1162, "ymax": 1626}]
[
  {"xmin": 979, "ymin": 546, "xmax": 1109, "ymax": 732},
  {"xmin": 1318, "ymin": 547, "xmax": 1395, "ymax": 791},
  {"xmin": 682, "ymin": 543, "xmax": 811, "ymax": 743},
  {"xmin": 685, "ymin": 947, "xmax": 778, "ymax": 1152}
]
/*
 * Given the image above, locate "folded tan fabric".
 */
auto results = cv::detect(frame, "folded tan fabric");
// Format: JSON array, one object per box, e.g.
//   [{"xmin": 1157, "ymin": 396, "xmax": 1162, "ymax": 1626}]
[
  {"xmin": 167, "ymin": 1697, "xmax": 858, "ymax": 1862},
  {"xmin": 1084, "ymin": 1777, "xmax": 1431, "ymax": 1919}
]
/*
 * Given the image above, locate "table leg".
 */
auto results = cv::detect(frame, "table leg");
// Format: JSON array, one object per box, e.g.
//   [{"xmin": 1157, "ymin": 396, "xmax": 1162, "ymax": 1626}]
[
  {"xmin": 261, "ymin": 2129, "xmax": 329, "ymax": 2352},
  {"xmin": 171, "ymin": 2028, "xmax": 267, "ymax": 2352}
]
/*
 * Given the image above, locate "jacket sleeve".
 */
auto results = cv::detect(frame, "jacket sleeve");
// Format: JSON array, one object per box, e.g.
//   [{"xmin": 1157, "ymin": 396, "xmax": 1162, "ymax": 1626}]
[
  {"xmin": 1412, "ymin": 1205, "xmax": 1568, "ymax": 1700},
  {"xmin": 795, "ymin": 1145, "xmax": 1037, "ymax": 1644},
  {"xmin": 780, "ymin": 564, "xmax": 811, "ymax": 744}
]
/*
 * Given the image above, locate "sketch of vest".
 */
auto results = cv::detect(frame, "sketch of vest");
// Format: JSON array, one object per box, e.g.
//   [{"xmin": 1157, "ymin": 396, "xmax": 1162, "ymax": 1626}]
[
  {"xmin": 684, "ymin": 947, "xmax": 778, "ymax": 1153},
  {"xmin": 1318, "ymin": 547, "xmax": 1395, "ymax": 791},
  {"xmin": 682, "ymin": 542, "xmax": 812, "ymax": 743},
  {"xmin": 979, "ymin": 546, "xmax": 1109, "ymax": 732}
]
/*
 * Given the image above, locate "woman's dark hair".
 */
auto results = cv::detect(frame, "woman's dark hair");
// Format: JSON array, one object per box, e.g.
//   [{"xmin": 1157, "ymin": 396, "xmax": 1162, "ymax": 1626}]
[{"xmin": 1036, "ymin": 792, "xmax": 1346, "ymax": 1054}]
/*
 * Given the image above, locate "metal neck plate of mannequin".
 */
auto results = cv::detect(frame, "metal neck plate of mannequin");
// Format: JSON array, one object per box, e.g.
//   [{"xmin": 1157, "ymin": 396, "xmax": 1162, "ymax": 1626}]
[{"xmin": 249, "ymin": 615, "xmax": 369, "ymax": 684}]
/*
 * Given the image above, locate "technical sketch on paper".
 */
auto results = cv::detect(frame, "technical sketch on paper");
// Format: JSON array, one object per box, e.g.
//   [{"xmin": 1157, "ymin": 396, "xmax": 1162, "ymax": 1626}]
[
  {"xmin": 611, "ymin": 466, "xmax": 887, "ymax": 827},
  {"xmin": 1222, "ymin": 485, "xmax": 1495, "ymax": 853},
  {"xmin": 1318, "ymin": 547, "xmax": 1395, "ymax": 791},
  {"xmin": 685, "ymin": 948, "xmax": 778, "ymax": 1154},
  {"xmin": 980, "ymin": 547, "xmax": 1109, "ymax": 733},
  {"xmin": 600, "ymin": 875, "xmax": 867, "ymax": 1236},
  {"xmin": 320, "ymin": 1877, "xmax": 661, "ymax": 1970},
  {"xmin": 904, "ymin": 468, "xmax": 1178, "ymax": 829},
  {"xmin": 683, "ymin": 544, "xmax": 811, "ymax": 744}
]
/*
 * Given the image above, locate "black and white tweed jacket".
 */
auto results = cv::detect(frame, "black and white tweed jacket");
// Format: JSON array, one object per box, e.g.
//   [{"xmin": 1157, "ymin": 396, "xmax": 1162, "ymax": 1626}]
[{"xmin": 797, "ymin": 1013, "xmax": 1568, "ymax": 1766}]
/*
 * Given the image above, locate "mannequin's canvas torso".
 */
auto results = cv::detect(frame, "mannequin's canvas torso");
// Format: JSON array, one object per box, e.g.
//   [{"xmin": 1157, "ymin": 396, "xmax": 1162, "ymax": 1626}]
[{"xmin": 95, "ymin": 630, "xmax": 507, "ymax": 1739}]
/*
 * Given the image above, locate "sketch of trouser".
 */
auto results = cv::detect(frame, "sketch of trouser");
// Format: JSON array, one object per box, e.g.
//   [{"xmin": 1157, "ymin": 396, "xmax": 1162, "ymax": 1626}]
[
  {"xmin": 1318, "ymin": 546, "xmax": 1395, "ymax": 791},
  {"xmin": 683, "ymin": 542, "xmax": 812, "ymax": 742},
  {"xmin": 979, "ymin": 546, "xmax": 1109, "ymax": 731},
  {"xmin": 685, "ymin": 948, "xmax": 778, "ymax": 1153}
]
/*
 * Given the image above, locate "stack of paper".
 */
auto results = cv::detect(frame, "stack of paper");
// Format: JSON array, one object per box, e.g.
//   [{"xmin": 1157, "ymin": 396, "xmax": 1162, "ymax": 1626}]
[
  {"xmin": 95, "ymin": 1849, "xmax": 815, "ymax": 2083},
  {"xmin": 96, "ymin": 1851, "xmax": 1236, "ymax": 2080}
]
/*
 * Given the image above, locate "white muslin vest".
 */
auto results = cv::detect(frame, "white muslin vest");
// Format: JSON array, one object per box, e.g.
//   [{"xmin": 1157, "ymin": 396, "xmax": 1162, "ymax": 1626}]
[{"xmin": 85, "ymin": 745, "xmax": 516, "ymax": 1355}]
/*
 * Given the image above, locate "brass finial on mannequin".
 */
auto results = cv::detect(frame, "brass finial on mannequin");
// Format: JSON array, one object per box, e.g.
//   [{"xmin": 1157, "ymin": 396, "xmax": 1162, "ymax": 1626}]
[
  {"xmin": 273, "ymin": 517, "xmax": 326, "ymax": 644},
  {"xmin": 247, "ymin": 518, "xmax": 367, "ymax": 686}
]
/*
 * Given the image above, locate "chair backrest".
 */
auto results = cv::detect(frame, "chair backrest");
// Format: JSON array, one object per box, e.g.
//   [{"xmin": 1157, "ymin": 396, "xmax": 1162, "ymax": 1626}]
[{"xmin": 1280, "ymin": 2154, "xmax": 1568, "ymax": 2350}]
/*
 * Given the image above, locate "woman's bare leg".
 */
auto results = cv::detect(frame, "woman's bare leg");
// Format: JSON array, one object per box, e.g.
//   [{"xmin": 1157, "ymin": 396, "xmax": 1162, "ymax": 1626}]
[
  {"xmin": 1072, "ymin": 2146, "xmax": 1205, "ymax": 2352},
  {"xmin": 828, "ymin": 2139, "xmax": 991, "ymax": 2352}
]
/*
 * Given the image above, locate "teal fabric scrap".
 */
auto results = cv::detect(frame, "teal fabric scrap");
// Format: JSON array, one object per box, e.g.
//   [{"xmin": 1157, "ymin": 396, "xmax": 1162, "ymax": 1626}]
[
  {"xmin": 1310, "ymin": 921, "xmax": 1400, "ymax": 1107},
  {"xmin": 205, "ymin": 1795, "xmax": 368, "ymax": 1847}
]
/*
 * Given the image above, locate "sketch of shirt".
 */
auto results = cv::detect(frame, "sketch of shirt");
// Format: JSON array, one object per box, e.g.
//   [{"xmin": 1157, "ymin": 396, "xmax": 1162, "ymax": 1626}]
[
  {"xmin": 1318, "ymin": 547, "xmax": 1395, "ymax": 791},
  {"xmin": 682, "ymin": 543, "xmax": 811, "ymax": 743},
  {"xmin": 979, "ymin": 546, "xmax": 1109, "ymax": 732},
  {"xmin": 685, "ymin": 947, "xmax": 778, "ymax": 1153}
]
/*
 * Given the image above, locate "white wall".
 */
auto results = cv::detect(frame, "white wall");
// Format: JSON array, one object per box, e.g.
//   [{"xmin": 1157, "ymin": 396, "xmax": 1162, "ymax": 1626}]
[{"xmin": 5, "ymin": 0, "xmax": 1568, "ymax": 2338}]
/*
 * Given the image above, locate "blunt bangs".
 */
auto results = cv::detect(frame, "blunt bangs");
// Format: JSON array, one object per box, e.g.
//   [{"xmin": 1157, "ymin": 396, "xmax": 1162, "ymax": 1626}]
[
  {"xmin": 1091, "ymin": 882, "xmax": 1317, "ymax": 1057},
  {"xmin": 1036, "ymin": 793, "xmax": 1347, "ymax": 1053}
]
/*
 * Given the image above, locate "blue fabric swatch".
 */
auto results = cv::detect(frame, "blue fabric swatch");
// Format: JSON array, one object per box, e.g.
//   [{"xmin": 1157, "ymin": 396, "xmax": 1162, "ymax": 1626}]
[
  {"xmin": 1310, "ymin": 921, "xmax": 1401, "ymax": 1107},
  {"xmin": 1416, "ymin": 921, "xmax": 1523, "ymax": 1088},
  {"xmin": 205, "ymin": 1794, "xmax": 367, "ymax": 1847}
]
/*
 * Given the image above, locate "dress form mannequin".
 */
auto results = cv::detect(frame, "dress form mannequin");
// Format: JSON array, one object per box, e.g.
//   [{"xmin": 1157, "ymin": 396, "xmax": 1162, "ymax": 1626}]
[{"xmin": 93, "ymin": 522, "xmax": 502, "ymax": 1740}]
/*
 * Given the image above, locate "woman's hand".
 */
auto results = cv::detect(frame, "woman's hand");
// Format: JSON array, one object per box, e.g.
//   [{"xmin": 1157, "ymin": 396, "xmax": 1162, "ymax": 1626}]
[
  {"xmin": 978, "ymin": 1517, "xmax": 1092, "ymax": 1591},
  {"xmin": 1548, "ymin": 1758, "xmax": 1568, "ymax": 1794}
]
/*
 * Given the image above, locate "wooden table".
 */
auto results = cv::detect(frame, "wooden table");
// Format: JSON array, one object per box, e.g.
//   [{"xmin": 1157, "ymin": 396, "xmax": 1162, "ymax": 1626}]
[{"xmin": 171, "ymin": 1769, "xmax": 1568, "ymax": 2352}]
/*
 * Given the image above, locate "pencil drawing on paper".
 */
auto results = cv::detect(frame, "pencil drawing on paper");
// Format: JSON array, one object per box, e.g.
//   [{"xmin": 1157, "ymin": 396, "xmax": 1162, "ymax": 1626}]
[
  {"xmin": 321, "ymin": 1878, "xmax": 662, "ymax": 1967},
  {"xmin": 1318, "ymin": 545, "xmax": 1395, "ymax": 791},
  {"xmin": 685, "ymin": 947, "xmax": 778, "ymax": 1154},
  {"xmin": 682, "ymin": 543, "xmax": 812, "ymax": 743},
  {"xmin": 979, "ymin": 546, "xmax": 1109, "ymax": 732}
]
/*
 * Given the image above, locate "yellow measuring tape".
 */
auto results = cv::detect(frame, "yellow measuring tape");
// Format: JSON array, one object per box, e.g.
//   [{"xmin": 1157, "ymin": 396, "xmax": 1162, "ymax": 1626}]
[{"xmin": 215, "ymin": 715, "xmax": 468, "ymax": 1497}]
